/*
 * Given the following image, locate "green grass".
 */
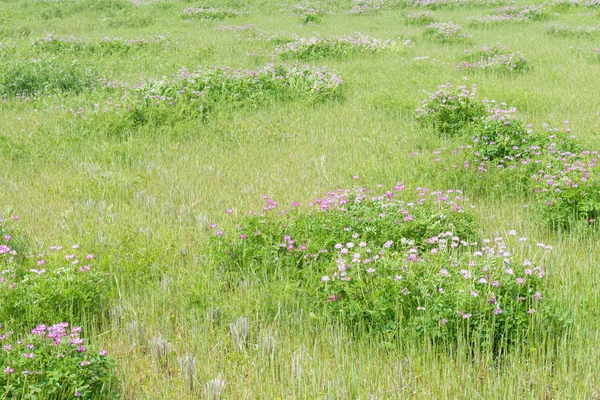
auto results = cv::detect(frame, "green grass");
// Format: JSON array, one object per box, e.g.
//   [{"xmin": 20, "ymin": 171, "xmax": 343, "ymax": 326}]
[{"xmin": 1, "ymin": 0, "xmax": 600, "ymax": 398}]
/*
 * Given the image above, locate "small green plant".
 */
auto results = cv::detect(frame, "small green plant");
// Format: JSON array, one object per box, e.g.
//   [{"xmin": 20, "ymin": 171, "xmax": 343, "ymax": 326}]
[{"xmin": 0, "ymin": 323, "xmax": 120, "ymax": 399}]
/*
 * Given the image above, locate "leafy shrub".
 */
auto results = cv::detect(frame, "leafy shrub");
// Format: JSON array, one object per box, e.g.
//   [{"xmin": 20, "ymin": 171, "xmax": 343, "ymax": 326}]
[
  {"xmin": 415, "ymin": 83, "xmax": 487, "ymax": 136},
  {"xmin": 459, "ymin": 44, "xmax": 529, "ymax": 72},
  {"xmin": 0, "ymin": 57, "xmax": 96, "ymax": 96},
  {"xmin": 33, "ymin": 34, "xmax": 169, "ymax": 55},
  {"xmin": 405, "ymin": 11, "xmax": 439, "ymax": 25},
  {"xmin": 274, "ymin": 34, "xmax": 410, "ymax": 60},
  {"xmin": 0, "ymin": 323, "xmax": 119, "ymax": 398},
  {"xmin": 210, "ymin": 185, "xmax": 478, "ymax": 279},
  {"xmin": 318, "ymin": 232, "xmax": 564, "ymax": 348},
  {"xmin": 423, "ymin": 22, "xmax": 473, "ymax": 42},
  {"xmin": 182, "ymin": 7, "xmax": 243, "ymax": 20},
  {"xmin": 532, "ymin": 150, "xmax": 600, "ymax": 229},
  {"xmin": 0, "ymin": 220, "xmax": 110, "ymax": 330},
  {"xmin": 131, "ymin": 63, "xmax": 343, "ymax": 117}
]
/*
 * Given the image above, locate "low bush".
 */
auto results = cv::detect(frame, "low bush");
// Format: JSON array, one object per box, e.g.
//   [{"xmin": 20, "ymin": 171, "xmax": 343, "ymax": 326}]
[
  {"xmin": 318, "ymin": 232, "xmax": 565, "ymax": 348},
  {"xmin": 415, "ymin": 83, "xmax": 487, "ymax": 136},
  {"xmin": 210, "ymin": 185, "xmax": 478, "ymax": 279},
  {"xmin": 0, "ymin": 218, "xmax": 110, "ymax": 330},
  {"xmin": 0, "ymin": 323, "xmax": 119, "ymax": 398}
]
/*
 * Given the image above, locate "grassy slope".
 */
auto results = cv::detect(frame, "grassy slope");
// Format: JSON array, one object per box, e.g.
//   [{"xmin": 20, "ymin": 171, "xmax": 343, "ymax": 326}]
[{"xmin": 1, "ymin": 0, "xmax": 600, "ymax": 397}]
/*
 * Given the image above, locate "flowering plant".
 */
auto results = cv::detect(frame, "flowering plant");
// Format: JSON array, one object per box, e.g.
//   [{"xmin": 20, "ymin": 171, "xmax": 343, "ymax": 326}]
[
  {"xmin": 0, "ymin": 323, "xmax": 119, "ymax": 398},
  {"xmin": 0, "ymin": 218, "xmax": 109, "ymax": 329}
]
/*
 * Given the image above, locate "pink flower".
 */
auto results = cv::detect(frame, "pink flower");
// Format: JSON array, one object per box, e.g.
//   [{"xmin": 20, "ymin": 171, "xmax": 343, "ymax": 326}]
[
  {"xmin": 99, "ymin": 349, "xmax": 108, "ymax": 356},
  {"xmin": 3, "ymin": 366, "xmax": 14, "ymax": 374}
]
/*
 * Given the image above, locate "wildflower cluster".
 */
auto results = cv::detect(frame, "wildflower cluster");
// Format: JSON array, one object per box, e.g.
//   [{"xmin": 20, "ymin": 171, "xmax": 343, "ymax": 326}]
[
  {"xmin": 532, "ymin": 150, "xmax": 600, "ymax": 228},
  {"xmin": 547, "ymin": 24, "xmax": 600, "ymax": 37},
  {"xmin": 410, "ymin": 0, "xmax": 514, "ymax": 9},
  {"xmin": 0, "ymin": 323, "xmax": 119, "ymax": 398},
  {"xmin": 469, "ymin": 5, "xmax": 546, "ymax": 25},
  {"xmin": 415, "ymin": 83, "xmax": 486, "ymax": 136},
  {"xmin": 182, "ymin": 7, "xmax": 243, "ymax": 20},
  {"xmin": 210, "ymin": 185, "xmax": 478, "ymax": 280},
  {"xmin": 132, "ymin": 63, "xmax": 343, "ymax": 116},
  {"xmin": 550, "ymin": 0, "xmax": 600, "ymax": 10},
  {"xmin": 288, "ymin": 2, "xmax": 329, "ymax": 24},
  {"xmin": 347, "ymin": 0, "xmax": 401, "ymax": 14},
  {"xmin": 459, "ymin": 44, "xmax": 530, "ymax": 72},
  {"xmin": 274, "ymin": 34, "xmax": 410, "ymax": 60},
  {"xmin": 0, "ymin": 219, "xmax": 109, "ymax": 329},
  {"xmin": 319, "ymin": 230, "xmax": 563, "ymax": 346},
  {"xmin": 405, "ymin": 11, "xmax": 439, "ymax": 25},
  {"xmin": 423, "ymin": 22, "xmax": 473, "ymax": 42},
  {"xmin": 33, "ymin": 33, "xmax": 170, "ymax": 54}
]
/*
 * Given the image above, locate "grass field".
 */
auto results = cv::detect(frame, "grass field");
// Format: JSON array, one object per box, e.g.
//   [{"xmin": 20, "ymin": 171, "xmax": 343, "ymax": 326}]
[{"xmin": 1, "ymin": 0, "xmax": 600, "ymax": 398}]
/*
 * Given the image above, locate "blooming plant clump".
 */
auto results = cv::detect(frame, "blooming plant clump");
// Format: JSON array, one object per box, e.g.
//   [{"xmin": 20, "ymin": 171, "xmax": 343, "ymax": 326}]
[
  {"xmin": 410, "ymin": 0, "xmax": 514, "ymax": 9},
  {"xmin": 415, "ymin": 83, "xmax": 486, "ymax": 136},
  {"xmin": 0, "ymin": 218, "xmax": 109, "ymax": 329},
  {"xmin": 318, "ymin": 232, "xmax": 564, "ymax": 347},
  {"xmin": 210, "ymin": 185, "xmax": 478, "ymax": 281},
  {"xmin": 405, "ymin": 11, "xmax": 439, "ymax": 25},
  {"xmin": 182, "ymin": 7, "xmax": 243, "ymax": 20},
  {"xmin": 0, "ymin": 323, "xmax": 119, "ymax": 398},
  {"xmin": 532, "ymin": 150, "xmax": 600, "ymax": 228},
  {"xmin": 33, "ymin": 34, "xmax": 170, "ymax": 54},
  {"xmin": 423, "ymin": 22, "xmax": 473, "ymax": 42},
  {"xmin": 289, "ymin": 2, "xmax": 329, "ymax": 24},
  {"xmin": 132, "ymin": 63, "xmax": 343, "ymax": 117},
  {"xmin": 469, "ymin": 5, "xmax": 546, "ymax": 25},
  {"xmin": 547, "ymin": 24, "xmax": 600, "ymax": 37},
  {"xmin": 459, "ymin": 44, "xmax": 530, "ymax": 72},
  {"xmin": 274, "ymin": 34, "xmax": 410, "ymax": 60}
]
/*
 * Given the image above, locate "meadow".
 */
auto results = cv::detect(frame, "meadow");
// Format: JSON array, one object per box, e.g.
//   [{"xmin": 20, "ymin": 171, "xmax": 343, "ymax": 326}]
[{"xmin": 1, "ymin": 0, "xmax": 600, "ymax": 398}]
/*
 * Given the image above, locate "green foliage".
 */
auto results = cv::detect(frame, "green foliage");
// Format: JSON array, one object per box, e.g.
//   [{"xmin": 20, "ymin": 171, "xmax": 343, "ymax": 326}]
[
  {"xmin": 130, "ymin": 63, "xmax": 343, "ymax": 119},
  {"xmin": 0, "ymin": 221, "xmax": 110, "ymax": 330},
  {"xmin": 318, "ymin": 234, "xmax": 565, "ymax": 348},
  {"xmin": 532, "ymin": 151, "xmax": 600, "ymax": 229},
  {"xmin": 210, "ymin": 186, "xmax": 478, "ymax": 280},
  {"xmin": 0, "ymin": 57, "xmax": 96, "ymax": 96},
  {"xmin": 415, "ymin": 83, "xmax": 487, "ymax": 137},
  {"xmin": 275, "ymin": 34, "xmax": 409, "ymax": 60},
  {"xmin": 0, "ymin": 324, "xmax": 120, "ymax": 399}
]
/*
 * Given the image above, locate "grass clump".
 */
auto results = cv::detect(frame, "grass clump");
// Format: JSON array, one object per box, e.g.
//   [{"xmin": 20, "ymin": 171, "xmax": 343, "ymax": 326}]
[
  {"xmin": 0, "ymin": 57, "xmax": 96, "ymax": 97},
  {"xmin": 182, "ymin": 7, "xmax": 243, "ymax": 20}
]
